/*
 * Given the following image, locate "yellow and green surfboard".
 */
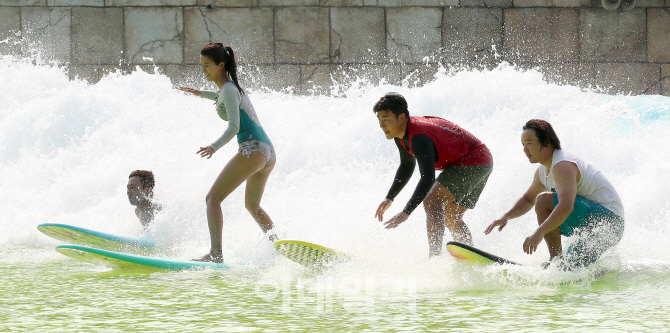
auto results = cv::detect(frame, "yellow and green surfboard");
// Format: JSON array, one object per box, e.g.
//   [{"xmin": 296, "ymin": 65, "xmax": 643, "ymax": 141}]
[
  {"xmin": 273, "ymin": 240, "xmax": 349, "ymax": 267},
  {"xmin": 446, "ymin": 241, "xmax": 519, "ymax": 265}
]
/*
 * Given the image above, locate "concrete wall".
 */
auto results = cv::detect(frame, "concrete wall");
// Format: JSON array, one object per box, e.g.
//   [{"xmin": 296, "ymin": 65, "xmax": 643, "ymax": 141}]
[{"xmin": 1, "ymin": 1, "xmax": 669, "ymax": 95}]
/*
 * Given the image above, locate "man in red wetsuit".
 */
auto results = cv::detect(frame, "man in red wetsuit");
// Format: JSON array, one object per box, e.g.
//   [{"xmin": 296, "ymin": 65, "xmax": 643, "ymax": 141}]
[{"xmin": 373, "ymin": 93, "xmax": 493, "ymax": 257}]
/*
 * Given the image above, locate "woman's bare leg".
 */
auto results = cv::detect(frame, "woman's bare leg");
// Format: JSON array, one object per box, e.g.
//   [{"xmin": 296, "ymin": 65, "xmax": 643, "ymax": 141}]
[
  {"xmin": 194, "ymin": 151, "xmax": 266, "ymax": 262},
  {"xmin": 245, "ymin": 159, "xmax": 277, "ymax": 240}
]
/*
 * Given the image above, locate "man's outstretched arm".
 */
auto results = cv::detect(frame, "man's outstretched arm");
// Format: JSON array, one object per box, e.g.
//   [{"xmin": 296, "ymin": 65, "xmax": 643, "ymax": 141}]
[
  {"xmin": 400, "ymin": 134, "xmax": 436, "ymax": 215},
  {"xmin": 485, "ymin": 168, "xmax": 546, "ymax": 234},
  {"xmin": 376, "ymin": 138, "xmax": 416, "ymax": 222},
  {"xmin": 385, "ymin": 137, "xmax": 417, "ymax": 201},
  {"xmin": 382, "ymin": 134, "xmax": 436, "ymax": 229}
]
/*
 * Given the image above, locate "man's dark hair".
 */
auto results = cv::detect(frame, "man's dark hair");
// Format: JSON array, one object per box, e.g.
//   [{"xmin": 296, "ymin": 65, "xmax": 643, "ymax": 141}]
[
  {"xmin": 129, "ymin": 170, "xmax": 155, "ymax": 188},
  {"xmin": 523, "ymin": 119, "xmax": 561, "ymax": 149},
  {"xmin": 373, "ymin": 92, "xmax": 409, "ymax": 118}
]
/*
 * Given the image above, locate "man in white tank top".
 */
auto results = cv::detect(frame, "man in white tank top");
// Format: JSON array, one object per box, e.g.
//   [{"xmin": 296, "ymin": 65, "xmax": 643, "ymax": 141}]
[{"xmin": 485, "ymin": 120, "xmax": 624, "ymax": 270}]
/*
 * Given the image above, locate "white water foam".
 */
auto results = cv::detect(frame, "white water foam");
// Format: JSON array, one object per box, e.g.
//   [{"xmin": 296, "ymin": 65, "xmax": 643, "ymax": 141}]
[{"xmin": 1, "ymin": 55, "xmax": 669, "ymax": 288}]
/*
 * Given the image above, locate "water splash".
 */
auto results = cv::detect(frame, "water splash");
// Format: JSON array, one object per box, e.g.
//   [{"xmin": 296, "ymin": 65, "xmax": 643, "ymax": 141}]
[{"xmin": 1, "ymin": 55, "xmax": 669, "ymax": 289}]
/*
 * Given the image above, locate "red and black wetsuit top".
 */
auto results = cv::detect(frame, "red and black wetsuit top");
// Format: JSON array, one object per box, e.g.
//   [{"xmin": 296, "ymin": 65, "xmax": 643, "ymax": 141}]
[
  {"xmin": 387, "ymin": 116, "xmax": 492, "ymax": 215},
  {"xmin": 399, "ymin": 116, "xmax": 492, "ymax": 169}
]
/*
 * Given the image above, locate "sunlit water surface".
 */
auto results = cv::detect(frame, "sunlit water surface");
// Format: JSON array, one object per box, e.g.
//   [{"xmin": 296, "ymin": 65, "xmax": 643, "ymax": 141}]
[{"xmin": 1, "ymin": 55, "xmax": 669, "ymax": 331}]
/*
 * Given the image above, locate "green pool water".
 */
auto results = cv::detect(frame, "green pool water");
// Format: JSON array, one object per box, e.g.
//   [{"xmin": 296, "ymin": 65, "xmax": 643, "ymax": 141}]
[{"xmin": 2, "ymin": 245, "xmax": 669, "ymax": 332}]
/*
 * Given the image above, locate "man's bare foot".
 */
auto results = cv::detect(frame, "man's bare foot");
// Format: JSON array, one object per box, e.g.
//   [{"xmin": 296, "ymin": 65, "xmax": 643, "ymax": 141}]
[{"xmin": 192, "ymin": 250, "xmax": 223, "ymax": 263}]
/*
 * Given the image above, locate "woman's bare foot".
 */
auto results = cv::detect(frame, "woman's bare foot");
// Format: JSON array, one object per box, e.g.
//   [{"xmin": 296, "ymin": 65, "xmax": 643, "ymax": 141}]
[
  {"xmin": 266, "ymin": 229, "xmax": 279, "ymax": 242},
  {"xmin": 192, "ymin": 249, "xmax": 224, "ymax": 263}
]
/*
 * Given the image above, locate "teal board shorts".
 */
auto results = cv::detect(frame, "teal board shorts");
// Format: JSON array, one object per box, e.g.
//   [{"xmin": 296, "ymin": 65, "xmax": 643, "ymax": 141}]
[
  {"xmin": 553, "ymin": 193, "xmax": 624, "ymax": 269},
  {"xmin": 436, "ymin": 163, "xmax": 493, "ymax": 210}
]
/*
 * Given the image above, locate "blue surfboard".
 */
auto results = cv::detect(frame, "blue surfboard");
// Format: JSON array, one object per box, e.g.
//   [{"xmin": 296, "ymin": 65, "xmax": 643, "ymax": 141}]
[
  {"xmin": 38, "ymin": 223, "xmax": 156, "ymax": 253},
  {"xmin": 55, "ymin": 245, "xmax": 234, "ymax": 271}
]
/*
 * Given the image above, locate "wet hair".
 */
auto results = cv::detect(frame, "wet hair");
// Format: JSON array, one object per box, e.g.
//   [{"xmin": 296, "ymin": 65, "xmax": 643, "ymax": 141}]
[
  {"xmin": 129, "ymin": 170, "xmax": 155, "ymax": 189},
  {"xmin": 523, "ymin": 119, "xmax": 561, "ymax": 149},
  {"xmin": 200, "ymin": 43, "xmax": 244, "ymax": 95},
  {"xmin": 373, "ymin": 92, "xmax": 409, "ymax": 118}
]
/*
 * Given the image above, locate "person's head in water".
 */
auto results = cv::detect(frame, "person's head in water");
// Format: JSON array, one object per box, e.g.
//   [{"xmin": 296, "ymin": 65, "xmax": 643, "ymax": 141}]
[
  {"xmin": 521, "ymin": 119, "xmax": 561, "ymax": 164},
  {"xmin": 373, "ymin": 92, "xmax": 410, "ymax": 140},
  {"xmin": 127, "ymin": 170, "xmax": 155, "ymax": 207},
  {"xmin": 200, "ymin": 43, "xmax": 243, "ymax": 94}
]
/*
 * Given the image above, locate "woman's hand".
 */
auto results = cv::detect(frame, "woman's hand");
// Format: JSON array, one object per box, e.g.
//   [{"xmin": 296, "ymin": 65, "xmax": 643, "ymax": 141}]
[
  {"xmin": 179, "ymin": 87, "xmax": 202, "ymax": 96},
  {"xmin": 197, "ymin": 146, "xmax": 215, "ymax": 159}
]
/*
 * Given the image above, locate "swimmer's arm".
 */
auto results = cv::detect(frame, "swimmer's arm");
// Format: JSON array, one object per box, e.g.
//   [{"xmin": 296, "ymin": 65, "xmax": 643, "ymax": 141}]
[
  {"xmin": 386, "ymin": 138, "xmax": 416, "ymax": 202},
  {"xmin": 486, "ymin": 168, "xmax": 545, "ymax": 234},
  {"xmin": 210, "ymin": 85, "xmax": 241, "ymax": 152},
  {"xmin": 535, "ymin": 161, "xmax": 577, "ymax": 235},
  {"xmin": 400, "ymin": 134, "xmax": 436, "ymax": 215}
]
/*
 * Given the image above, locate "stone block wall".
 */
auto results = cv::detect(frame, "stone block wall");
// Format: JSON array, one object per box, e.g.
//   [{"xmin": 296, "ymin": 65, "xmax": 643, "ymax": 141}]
[{"xmin": 0, "ymin": 1, "xmax": 669, "ymax": 96}]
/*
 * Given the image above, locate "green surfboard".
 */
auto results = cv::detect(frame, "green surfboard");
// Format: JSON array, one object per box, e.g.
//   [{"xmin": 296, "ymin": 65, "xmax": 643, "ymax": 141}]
[{"xmin": 55, "ymin": 245, "xmax": 234, "ymax": 271}]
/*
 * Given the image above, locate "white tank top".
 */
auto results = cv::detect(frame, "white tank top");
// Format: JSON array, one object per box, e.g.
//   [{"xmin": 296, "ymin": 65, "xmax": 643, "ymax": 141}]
[{"xmin": 538, "ymin": 149, "xmax": 624, "ymax": 217}]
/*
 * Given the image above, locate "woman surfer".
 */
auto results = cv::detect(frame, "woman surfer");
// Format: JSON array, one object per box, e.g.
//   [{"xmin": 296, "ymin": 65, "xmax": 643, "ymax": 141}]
[{"xmin": 179, "ymin": 43, "xmax": 278, "ymax": 263}]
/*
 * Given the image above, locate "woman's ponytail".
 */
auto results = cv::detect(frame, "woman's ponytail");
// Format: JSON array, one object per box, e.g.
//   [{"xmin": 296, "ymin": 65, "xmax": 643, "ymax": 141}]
[
  {"xmin": 201, "ymin": 43, "xmax": 244, "ymax": 95},
  {"xmin": 224, "ymin": 46, "xmax": 243, "ymax": 95}
]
